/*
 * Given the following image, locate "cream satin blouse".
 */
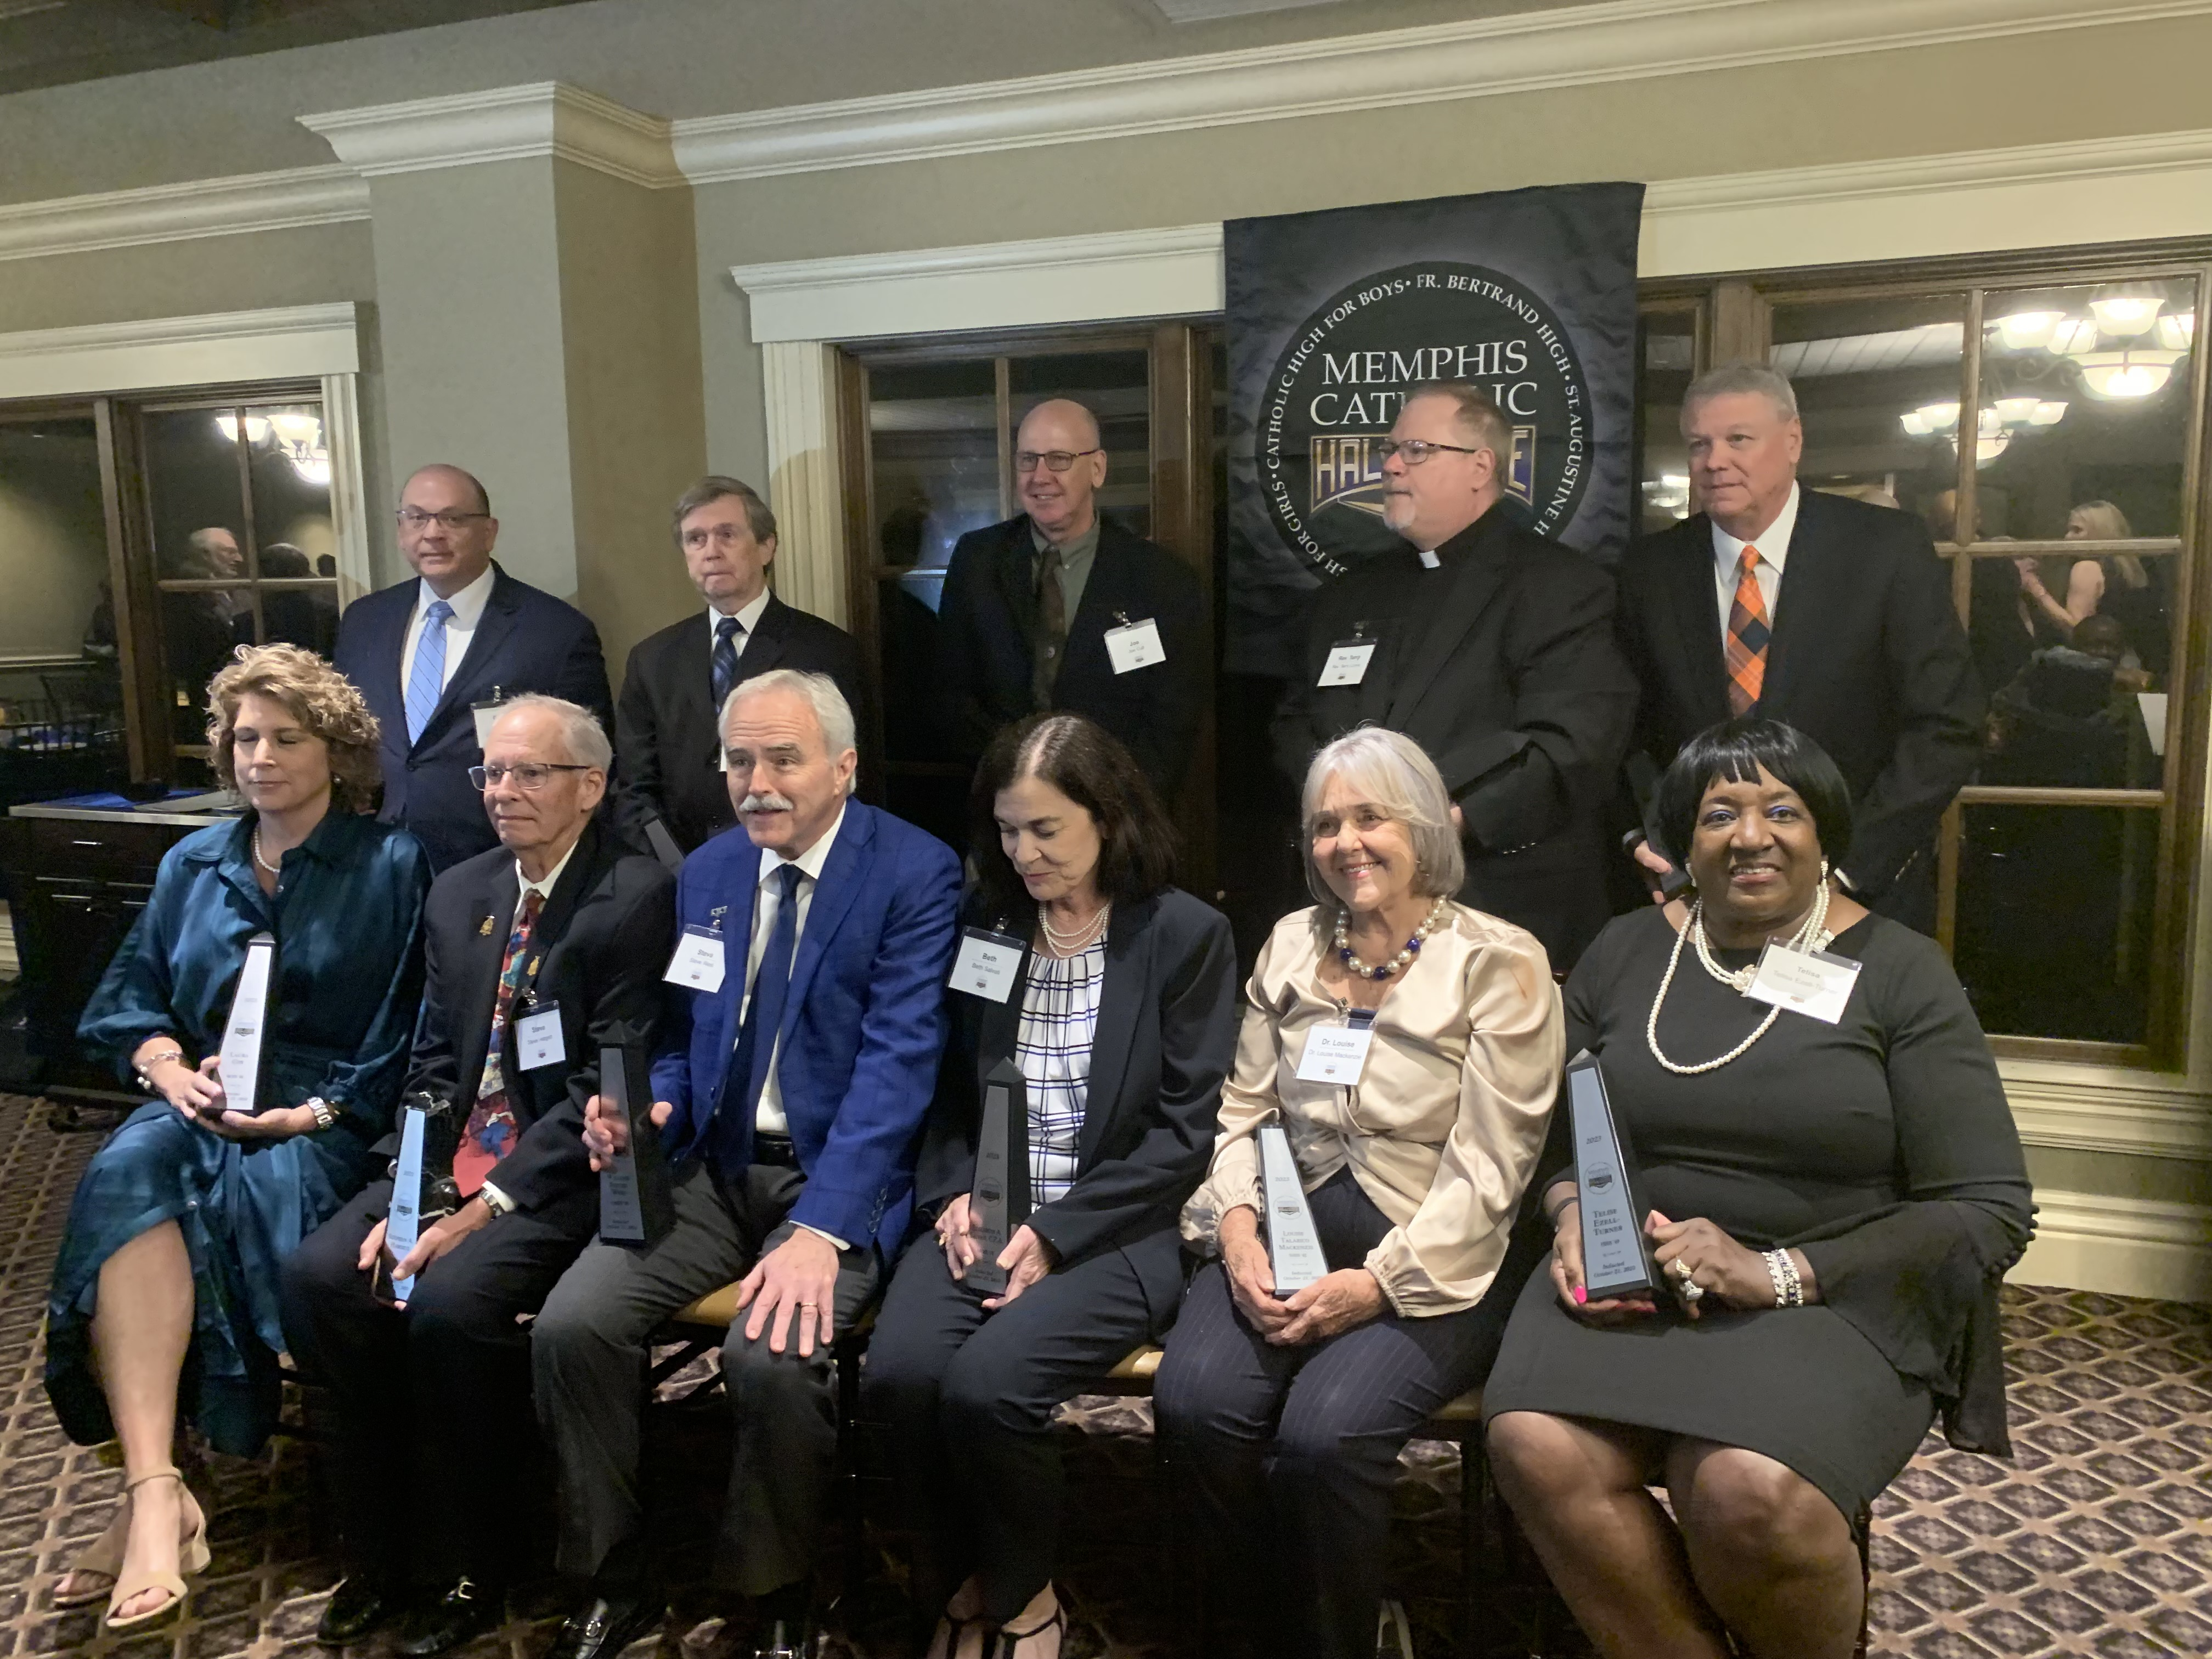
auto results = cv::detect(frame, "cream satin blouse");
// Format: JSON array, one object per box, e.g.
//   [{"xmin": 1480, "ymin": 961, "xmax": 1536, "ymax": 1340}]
[{"xmin": 1181, "ymin": 902, "xmax": 1562, "ymax": 1317}]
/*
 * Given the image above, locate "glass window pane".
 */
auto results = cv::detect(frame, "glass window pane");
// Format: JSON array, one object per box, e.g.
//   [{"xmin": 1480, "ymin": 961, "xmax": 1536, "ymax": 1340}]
[
  {"xmin": 1009, "ymin": 349, "xmax": 1151, "ymax": 540},
  {"xmin": 0, "ymin": 416, "xmax": 128, "ymax": 804},
  {"xmin": 259, "ymin": 582, "xmax": 341, "ymax": 656},
  {"xmin": 1637, "ymin": 310, "xmax": 1696, "ymax": 533},
  {"xmin": 1955, "ymin": 803, "xmax": 2160, "ymax": 1044},
  {"xmin": 1975, "ymin": 278, "xmax": 2196, "ymax": 544},
  {"xmin": 869, "ymin": 359, "xmax": 1000, "ymax": 585},
  {"xmin": 144, "ymin": 407, "xmax": 247, "ymax": 580},
  {"xmin": 244, "ymin": 400, "xmax": 335, "ymax": 584},
  {"xmin": 1971, "ymin": 546, "xmax": 2179, "ymax": 755},
  {"xmin": 160, "ymin": 588, "xmax": 247, "ymax": 747},
  {"xmin": 1768, "ymin": 294, "xmax": 1967, "ymax": 526}
]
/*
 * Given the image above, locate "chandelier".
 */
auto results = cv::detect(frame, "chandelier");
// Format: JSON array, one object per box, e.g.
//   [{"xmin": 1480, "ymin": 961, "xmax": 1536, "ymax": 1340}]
[
  {"xmin": 1982, "ymin": 290, "xmax": 2193, "ymax": 400},
  {"xmin": 214, "ymin": 410, "xmax": 331, "ymax": 486}
]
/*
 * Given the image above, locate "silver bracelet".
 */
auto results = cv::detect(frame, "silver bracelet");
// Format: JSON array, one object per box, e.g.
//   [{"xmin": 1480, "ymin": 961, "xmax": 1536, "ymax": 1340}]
[
  {"xmin": 304, "ymin": 1097, "xmax": 340, "ymax": 1133},
  {"xmin": 1763, "ymin": 1247, "xmax": 1804, "ymax": 1307},
  {"xmin": 134, "ymin": 1047, "xmax": 185, "ymax": 1094}
]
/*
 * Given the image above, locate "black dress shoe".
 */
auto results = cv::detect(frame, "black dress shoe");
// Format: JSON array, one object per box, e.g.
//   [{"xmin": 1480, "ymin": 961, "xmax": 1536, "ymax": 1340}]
[
  {"xmin": 317, "ymin": 1575, "xmax": 403, "ymax": 1645},
  {"xmin": 543, "ymin": 1594, "xmax": 665, "ymax": 1659},
  {"xmin": 393, "ymin": 1577, "xmax": 503, "ymax": 1658}
]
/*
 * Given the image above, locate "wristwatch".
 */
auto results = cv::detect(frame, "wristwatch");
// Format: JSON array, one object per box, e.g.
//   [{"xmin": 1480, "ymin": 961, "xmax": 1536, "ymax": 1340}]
[
  {"xmin": 478, "ymin": 1181, "xmax": 516, "ymax": 1218},
  {"xmin": 303, "ymin": 1097, "xmax": 341, "ymax": 1132}
]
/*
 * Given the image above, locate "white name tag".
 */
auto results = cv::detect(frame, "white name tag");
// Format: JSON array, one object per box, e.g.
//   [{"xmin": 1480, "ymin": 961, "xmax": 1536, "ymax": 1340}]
[
  {"xmin": 514, "ymin": 1002, "xmax": 566, "ymax": 1070},
  {"xmin": 1295, "ymin": 1022, "xmax": 1375, "ymax": 1084},
  {"xmin": 1745, "ymin": 941, "xmax": 1862, "ymax": 1025},
  {"xmin": 1317, "ymin": 641, "xmax": 1375, "ymax": 687},
  {"xmin": 950, "ymin": 929, "xmax": 1025, "ymax": 1002},
  {"xmin": 663, "ymin": 924, "xmax": 726, "ymax": 992},
  {"xmin": 472, "ymin": 698, "xmax": 507, "ymax": 748},
  {"xmin": 1103, "ymin": 617, "xmax": 1166, "ymax": 675}
]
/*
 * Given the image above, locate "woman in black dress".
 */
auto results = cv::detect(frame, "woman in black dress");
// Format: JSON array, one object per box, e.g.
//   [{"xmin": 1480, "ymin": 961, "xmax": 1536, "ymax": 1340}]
[{"xmin": 1482, "ymin": 719, "xmax": 2033, "ymax": 1659}]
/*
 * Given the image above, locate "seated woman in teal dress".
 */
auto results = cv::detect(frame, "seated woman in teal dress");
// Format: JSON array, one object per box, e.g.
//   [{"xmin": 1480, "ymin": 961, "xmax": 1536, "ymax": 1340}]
[{"xmin": 47, "ymin": 645, "xmax": 430, "ymax": 1632}]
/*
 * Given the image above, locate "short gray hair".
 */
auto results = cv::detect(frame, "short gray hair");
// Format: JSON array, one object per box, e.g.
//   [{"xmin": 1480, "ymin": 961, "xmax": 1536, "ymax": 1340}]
[
  {"xmin": 1300, "ymin": 726, "xmax": 1463, "ymax": 904},
  {"xmin": 672, "ymin": 475, "xmax": 776, "ymax": 546},
  {"xmin": 491, "ymin": 693, "xmax": 611, "ymax": 771},
  {"xmin": 1681, "ymin": 361, "xmax": 1799, "ymax": 427},
  {"xmin": 723, "ymin": 668, "xmax": 856, "ymax": 762},
  {"xmin": 1407, "ymin": 381, "xmax": 1513, "ymax": 478}
]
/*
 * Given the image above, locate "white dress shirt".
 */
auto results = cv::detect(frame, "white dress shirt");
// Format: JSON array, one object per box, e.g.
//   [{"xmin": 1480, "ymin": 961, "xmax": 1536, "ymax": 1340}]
[
  {"xmin": 1711, "ymin": 482, "xmax": 1799, "ymax": 634},
  {"xmin": 400, "ymin": 563, "xmax": 498, "ymax": 695},
  {"xmin": 707, "ymin": 586, "xmax": 774, "ymax": 653},
  {"xmin": 477, "ymin": 833, "xmax": 582, "ymax": 1218}
]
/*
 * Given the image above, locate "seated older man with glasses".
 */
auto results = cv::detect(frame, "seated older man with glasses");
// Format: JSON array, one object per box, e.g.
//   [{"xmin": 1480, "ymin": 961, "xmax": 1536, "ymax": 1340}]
[{"xmin": 280, "ymin": 695, "xmax": 675, "ymax": 1656}]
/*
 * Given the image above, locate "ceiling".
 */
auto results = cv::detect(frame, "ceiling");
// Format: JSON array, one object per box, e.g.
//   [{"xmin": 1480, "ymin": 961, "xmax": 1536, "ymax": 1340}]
[{"xmin": 0, "ymin": 0, "xmax": 605, "ymax": 95}]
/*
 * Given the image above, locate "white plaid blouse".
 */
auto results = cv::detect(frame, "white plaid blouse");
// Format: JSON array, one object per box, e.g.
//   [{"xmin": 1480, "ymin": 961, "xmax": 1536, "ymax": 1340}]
[{"xmin": 1018, "ymin": 938, "xmax": 1105, "ymax": 1205}]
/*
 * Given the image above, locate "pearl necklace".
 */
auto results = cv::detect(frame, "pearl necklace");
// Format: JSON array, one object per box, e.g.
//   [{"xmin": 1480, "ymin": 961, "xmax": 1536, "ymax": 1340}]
[
  {"xmin": 1039, "ymin": 899, "xmax": 1110, "ymax": 956},
  {"xmin": 1334, "ymin": 895, "xmax": 1452, "ymax": 980},
  {"xmin": 1646, "ymin": 882, "xmax": 1833, "ymax": 1075},
  {"xmin": 251, "ymin": 827, "xmax": 283, "ymax": 878}
]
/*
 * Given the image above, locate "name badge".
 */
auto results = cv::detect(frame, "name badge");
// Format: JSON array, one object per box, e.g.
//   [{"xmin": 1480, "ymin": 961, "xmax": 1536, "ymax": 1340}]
[
  {"xmin": 1103, "ymin": 617, "xmax": 1166, "ymax": 675},
  {"xmin": 663, "ymin": 924, "xmax": 726, "ymax": 992},
  {"xmin": 1295, "ymin": 1019, "xmax": 1376, "ymax": 1085},
  {"xmin": 1317, "ymin": 641, "xmax": 1376, "ymax": 688},
  {"xmin": 1745, "ymin": 942, "xmax": 1862, "ymax": 1025},
  {"xmin": 950, "ymin": 928, "xmax": 1025, "ymax": 1002},
  {"xmin": 514, "ymin": 1001, "xmax": 566, "ymax": 1070},
  {"xmin": 471, "ymin": 693, "xmax": 508, "ymax": 748}
]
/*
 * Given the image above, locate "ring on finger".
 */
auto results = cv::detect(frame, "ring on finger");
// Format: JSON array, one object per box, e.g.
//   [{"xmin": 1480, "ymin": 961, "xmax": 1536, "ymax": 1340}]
[
  {"xmin": 1680, "ymin": 1279, "xmax": 1705, "ymax": 1303},
  {"xmin": 1668, "ymin": 1257, "xmax": 1694, "ymax": 1282}
]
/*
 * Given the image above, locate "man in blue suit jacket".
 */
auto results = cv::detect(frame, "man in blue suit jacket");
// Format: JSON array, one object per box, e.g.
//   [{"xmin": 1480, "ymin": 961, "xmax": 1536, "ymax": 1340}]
[
  {"xmin": 333, "ymin": 464, "xmax": 612, "ymax": 872},
  {"xmin": 533, "ymin": 669, "xmax": 961, "ymax": 1659}
]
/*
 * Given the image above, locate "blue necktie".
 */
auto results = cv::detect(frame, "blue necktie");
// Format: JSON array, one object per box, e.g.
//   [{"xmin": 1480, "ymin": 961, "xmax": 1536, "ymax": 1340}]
[
  {"xmin": 404, "ymin": 599, "xmax": 454, "ymax": 745},
  {"xmin": 718, "ymin": 863, "xmax": 803, "ymax": 1171},
  {"xmin": 711, "ymin": 614, "xmax": 743, "ymax": 714}
]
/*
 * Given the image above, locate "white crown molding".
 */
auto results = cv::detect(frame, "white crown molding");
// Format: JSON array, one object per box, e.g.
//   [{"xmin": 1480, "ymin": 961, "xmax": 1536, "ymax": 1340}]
[
  {"xmin": 0, "ymin": 302, "xmax": 362, "ymax": 399},
  {"xmin": 2012, "ymin": 1188, "xmax": 2212, "ymax": 1302},
  {"xmin": 301, "ymin": 81, "xmax": 678, "ymax": 188},
  {"xmin": 0, "ymin": 164, "xmax": 368, "ymax": 265},
  {"xmin": 670, "ymin": 0, "xmax": 2212, "ymax": 183},
  {"xmin": 2005, "ymin": 1076, "xmax": 2212, "ymax": 1164}
]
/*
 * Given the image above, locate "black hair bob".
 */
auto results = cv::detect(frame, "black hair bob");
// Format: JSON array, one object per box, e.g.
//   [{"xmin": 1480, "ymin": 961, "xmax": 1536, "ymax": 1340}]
[
  {"xmin": 967, "ymin": 712, "xmax": 1180, "ymax": 926},
  {"xmin": 1655, "ymin": 717, "xmax": 1854, "ymax": 870}
]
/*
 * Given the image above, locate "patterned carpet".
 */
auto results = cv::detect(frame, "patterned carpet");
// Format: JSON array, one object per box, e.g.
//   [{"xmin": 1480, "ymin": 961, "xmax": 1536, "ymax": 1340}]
[{"xmin": 0, "ymin": 1091, "xmax": 2206, "ymax": 1659}]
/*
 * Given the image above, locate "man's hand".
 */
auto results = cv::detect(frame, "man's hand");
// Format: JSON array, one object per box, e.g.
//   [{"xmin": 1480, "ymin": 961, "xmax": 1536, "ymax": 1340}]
[
  {"xmin": 1219, "ymin": 1205, "xmax": 1292, "ymax": 1336},
  {"xmin": 737, "ymin": 1228, "xmax": 839, "ymax": 1358},
  {"xmin": 1630, "ymin": 838, "xmax": 1677, "ymax": 905},
  {"xmin": 980, "ymin": 1224, "xmax": 1056, "ymax": 1312},
  {"xmin": 393, "ymin": 1196, "xmax": 496, "ymax": 1283},
  {"xmin": 1269, "ymin": 1267, "xmax": 1384, "ymax": 1346},
  {"xmin": 582, "ymin": 1094, "xmax": 673, "ymax": 1172},
  {"xmin": 936, "ymin": 1193, "xmax": 984, "ymax": 1279}
]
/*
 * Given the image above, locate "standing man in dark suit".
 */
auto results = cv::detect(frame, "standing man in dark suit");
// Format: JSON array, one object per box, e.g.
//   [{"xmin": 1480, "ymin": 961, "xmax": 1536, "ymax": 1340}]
[
  {"xmin": 1271, "ymin": 382, "xmax": 1637, "ymax": 970},
  {"xmin": 615, "ymin": 476, "xmax": 864, "ymax": 857},
  {"xmin": 532, "ymin": 669, "xmax": 962, "ymax": 1659},
  {"xmin": 936, "ymin": 398, "xmax": 1206, "ymax": 800},
  {"xmin": 335, "ymin": 464, "xmax": 613, "ymax": 873},
  {"xmin": 1617, "ymin": 363, "xmax": 1984, "ymax": 931},
  {"xmin": 279, "ymin": 696, "xmax": 675, "ymax": 1655}
]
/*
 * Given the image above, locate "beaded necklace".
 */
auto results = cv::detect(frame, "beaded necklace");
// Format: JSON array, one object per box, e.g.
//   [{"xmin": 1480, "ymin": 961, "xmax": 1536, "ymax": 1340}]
[
  {"xmin": 1645, "ymin": 878, "xmax": 1832, "ymax": 1075},
  {"xmin": 1334, "ymin": 895, "xmax": 1452, "ymax": 981}
]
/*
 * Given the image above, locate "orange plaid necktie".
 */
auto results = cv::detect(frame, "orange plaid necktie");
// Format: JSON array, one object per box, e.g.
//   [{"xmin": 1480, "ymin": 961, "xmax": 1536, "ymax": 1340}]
[{"xmin": 1725, "ymin": 545, "xmax": 1770, "ymax": 716}]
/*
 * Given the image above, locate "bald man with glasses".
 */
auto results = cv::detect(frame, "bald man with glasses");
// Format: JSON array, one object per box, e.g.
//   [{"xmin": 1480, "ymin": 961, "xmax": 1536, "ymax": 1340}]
[{"xmin": 935, "ymin": 398, "xmax": 1206, "ymax": 800}]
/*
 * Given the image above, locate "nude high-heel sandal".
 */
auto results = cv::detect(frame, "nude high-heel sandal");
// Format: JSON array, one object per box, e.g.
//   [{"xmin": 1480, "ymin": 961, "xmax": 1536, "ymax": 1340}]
[
  {"xmin": 50, "ymin": 1502, "xmax": 128, "ymax": 1609},
  {"xmin": 101, "ymin": 1468, "xmax": 208, "ymax": 1633}
]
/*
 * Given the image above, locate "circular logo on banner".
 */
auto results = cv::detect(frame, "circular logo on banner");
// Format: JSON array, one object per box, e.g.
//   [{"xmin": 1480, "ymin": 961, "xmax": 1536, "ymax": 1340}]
[{"xmin": 1258, "ymin": 261, "xmax": 1593, "ymax": 577}]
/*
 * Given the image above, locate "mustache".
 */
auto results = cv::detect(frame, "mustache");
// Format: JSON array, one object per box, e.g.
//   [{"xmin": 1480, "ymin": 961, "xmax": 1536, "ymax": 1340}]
[{"xmin": 740, "ymin": 791, "xmax": 795, "ymax": 814}]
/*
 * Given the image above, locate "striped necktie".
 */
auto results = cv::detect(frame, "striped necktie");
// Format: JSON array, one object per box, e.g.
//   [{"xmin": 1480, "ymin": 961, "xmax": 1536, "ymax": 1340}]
[
  {"xmin": 711, "ymin": 614, "xmax": 743, "ymax": 713},
  {"xmin": 1725, "ymin": 545, "xmax": 1769, "ymax": 716},
  {"xmin": 404, "ymin": 599, "xmax": 454, "ymax": 744}
]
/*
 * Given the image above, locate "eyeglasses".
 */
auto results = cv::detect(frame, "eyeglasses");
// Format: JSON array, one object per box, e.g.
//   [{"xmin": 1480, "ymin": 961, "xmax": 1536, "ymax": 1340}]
[
  {"xmin": 1013, "ymin": 448, "xmax": 1103, "ymax": 474},
  {"xmin": 470, "ymin": 762, "xmax": 591, "ymax": 791},
  {"xmin": 1373, "ymin": 438, "xmax": 1482, "ymax": 466},
  {"xmin": 397, "ymin": 507, "xmax": 490, "ymax": 532}
]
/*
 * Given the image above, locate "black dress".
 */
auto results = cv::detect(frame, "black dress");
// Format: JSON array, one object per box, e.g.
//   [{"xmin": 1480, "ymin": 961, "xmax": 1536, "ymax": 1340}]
[{"xmin": 1482, "ymin": 906, "xmax": 2034, "ymax": 1526}]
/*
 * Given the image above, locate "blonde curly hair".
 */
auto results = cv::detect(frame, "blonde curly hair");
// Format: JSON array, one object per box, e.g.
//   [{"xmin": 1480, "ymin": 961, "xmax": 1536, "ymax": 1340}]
[{"xmin": 205, "ymin": 644, "xmax": 384, "ymax": 815}]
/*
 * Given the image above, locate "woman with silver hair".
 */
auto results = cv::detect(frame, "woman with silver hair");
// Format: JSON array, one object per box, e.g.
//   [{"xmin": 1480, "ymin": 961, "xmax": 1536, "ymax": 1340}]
[{"xmin": 1153, "ymin": 725, "xmax": 1562, "ymax": 1659}]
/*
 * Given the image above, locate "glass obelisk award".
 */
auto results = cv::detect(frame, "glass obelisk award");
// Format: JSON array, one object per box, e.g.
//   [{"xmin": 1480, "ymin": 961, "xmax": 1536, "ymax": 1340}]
[
  {"xmin": 964, "ymin": 1058, "xmax": 1029, "ymax": 1296},
  {"xmin": 216, "ymin": 932, "xmax": 275, "ymax": 1112},
  {"xmin": 1257, "ymin": 1119, "xmax": 1325, "ymax": 1295},
  {"xmin": 385, "ymin": 1091, "xmax": 458, "ymax": 1305},
  {"xmin": 597, "ymin": 1043, "xmax": 675, "ymax": 1246},
  {"xmin": 1566, "ymin": 1051, "xmax": 1657, "ymax": 1300}
]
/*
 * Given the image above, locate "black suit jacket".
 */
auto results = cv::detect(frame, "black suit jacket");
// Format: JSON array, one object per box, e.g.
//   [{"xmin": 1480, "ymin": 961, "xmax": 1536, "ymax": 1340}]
[
  {"xmin": 614, "ymin": 594, "xmax": 865, "ymax": 854},
  {"xmin": 936, "ymin": 515, "xmax": 1207, "ymax": 798},
  {"xmin": 912, "ymin": 887, "xmax": 1236, "ymax": 1306},
  {"xmin": 334, "ymin": 563, "xmax": 613, "ymax": 873},
  {"xmin": 1616, "ymin": 489, "xmax": 1985, "ymax": 903},
  {"xmin": 400, "ymin": 819, "xmax": 676, "ymax": 1214},
  {"xmin": 1271, "ymin": 505, "xmax": 1637, "ymax": 969}
]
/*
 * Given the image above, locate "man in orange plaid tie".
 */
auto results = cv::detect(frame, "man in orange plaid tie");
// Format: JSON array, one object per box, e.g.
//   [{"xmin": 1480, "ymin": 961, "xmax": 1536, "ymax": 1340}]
[{"xmin": 1615, "ymin": 363, "xmax": 1984, "ymax": 932}]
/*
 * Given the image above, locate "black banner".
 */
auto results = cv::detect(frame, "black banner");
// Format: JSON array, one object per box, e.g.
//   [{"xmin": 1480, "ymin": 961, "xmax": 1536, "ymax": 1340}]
[{"xmin": 1224, "ymin": 184, "xmax": 1644, "ymax": 671}]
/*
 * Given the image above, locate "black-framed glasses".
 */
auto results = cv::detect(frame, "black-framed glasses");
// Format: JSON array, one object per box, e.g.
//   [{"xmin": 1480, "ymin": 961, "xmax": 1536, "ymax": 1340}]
[
  {"xmin": 1013, "ymin": 447, "xmax": 1103, "ymax": 474},
  {"xmin": 1373, "ymin": 438, "xmax": 1482, "ymax": 466},
  {"xmin": 397, "ymin": 507, "xmax": 490, "ymax": 532},
  {"xmin": 470, "ymin": 761, "xmax": 591, "ymax": 791}
]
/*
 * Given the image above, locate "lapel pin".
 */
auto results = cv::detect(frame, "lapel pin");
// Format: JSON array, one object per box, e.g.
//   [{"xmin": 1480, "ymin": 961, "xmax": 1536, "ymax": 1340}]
[
  {"xmin": 527, "ymin": 956, "xmax": 540, "ymax": 977},
  {"xmin": 478, "ymin": 916, "xmax": 494, "ymax": 936}
]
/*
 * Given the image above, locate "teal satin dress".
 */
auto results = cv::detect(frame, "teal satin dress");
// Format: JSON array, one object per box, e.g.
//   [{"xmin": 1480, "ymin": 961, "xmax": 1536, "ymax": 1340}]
[{"xmin": 47, "ymin": 810, "xmax": 430, "ymax": 1455}]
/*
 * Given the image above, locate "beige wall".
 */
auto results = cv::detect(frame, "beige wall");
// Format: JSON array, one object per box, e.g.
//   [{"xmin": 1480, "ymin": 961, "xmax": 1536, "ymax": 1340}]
[{"xmin": 0, "ymin": 426, "xmax": 108, "ymax": 660}]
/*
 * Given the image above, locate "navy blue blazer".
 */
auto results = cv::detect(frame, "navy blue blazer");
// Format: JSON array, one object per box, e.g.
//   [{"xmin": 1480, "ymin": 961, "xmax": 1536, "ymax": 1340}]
[
  {"xmin": 334, "ymin": 562, "xmax": 613, "ymax": 874},
  {"xmin": 651, "ymin": 800, "xmax": 963, "ymax": 1255}
]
